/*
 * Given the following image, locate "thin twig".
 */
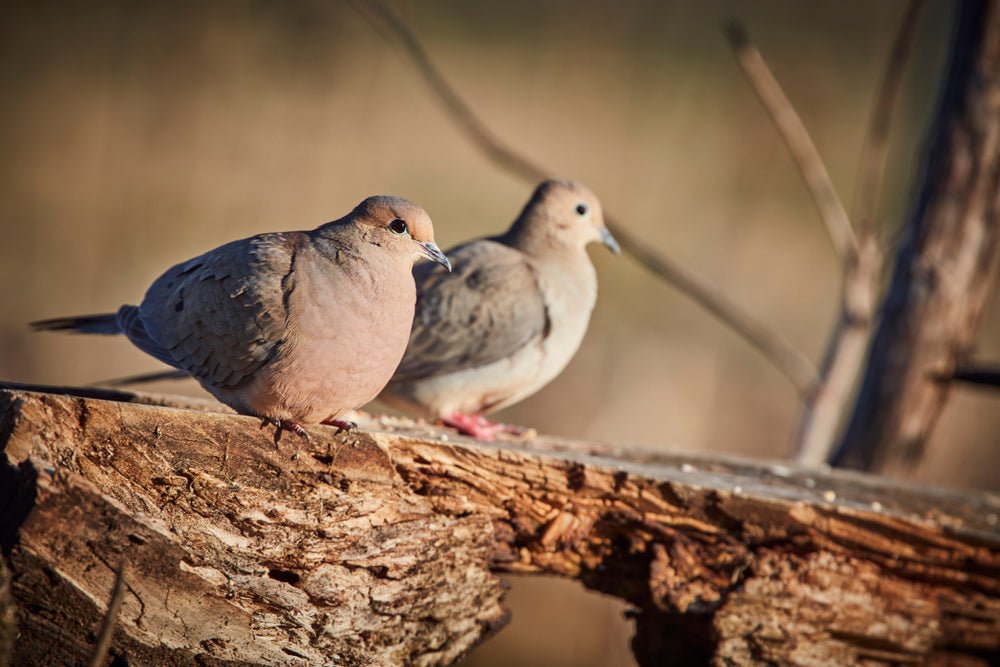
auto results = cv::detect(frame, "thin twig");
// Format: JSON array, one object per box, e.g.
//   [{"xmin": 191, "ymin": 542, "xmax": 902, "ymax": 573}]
[
  {"xmin": 351, "ymin": 0, "xmax": 819, "ymax": 394},
  {"xmin": 607, "ymin": 221, "xmax": 818, "ymax": 393},
  {"xmin": 853, "ymin": 0, "xmax": 926, "ymax": 233},
  {"xmin": 791, "ymin": 5, "xmax": 923, "ymax": 465},
  {"xmin": 724, "ymin": 22, "xmax": 859, "ymax": 261},
  {"xmin": 89, "ymin": 561, "xmax": 127, "ymax": 667},
  {"xmin": 352, "ymin": 0, "xmax": 549, "ymax": 184},
  {"xmin": 950, "ymin": 364, "xmax": 1000, "ymax": 388}
]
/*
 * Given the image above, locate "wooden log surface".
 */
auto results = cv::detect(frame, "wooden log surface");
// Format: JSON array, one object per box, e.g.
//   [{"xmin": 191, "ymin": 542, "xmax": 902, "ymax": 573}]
[{"xmin": 1, "ymin": 383, "xmax": 998, "ymax": 666}]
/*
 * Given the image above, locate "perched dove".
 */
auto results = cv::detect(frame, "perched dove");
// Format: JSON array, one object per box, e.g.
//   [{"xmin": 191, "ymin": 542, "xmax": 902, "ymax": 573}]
[
  {"xmin": 380, "ymin": 179, "xmax": 618, "ymax": 440},
  {"xmin": 33, "ymin": 196, "xmax": 451, "ymax": 443}
]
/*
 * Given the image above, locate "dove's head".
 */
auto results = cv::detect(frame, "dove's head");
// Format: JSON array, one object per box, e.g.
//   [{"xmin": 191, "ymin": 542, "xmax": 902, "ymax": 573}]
[
  {"xmin": 343, "ymin": 195, "xmax": 451, "ymax": 271},
  {"xmin": 505, "ymin": 180, "xmax": 619, "ymax": 257}
]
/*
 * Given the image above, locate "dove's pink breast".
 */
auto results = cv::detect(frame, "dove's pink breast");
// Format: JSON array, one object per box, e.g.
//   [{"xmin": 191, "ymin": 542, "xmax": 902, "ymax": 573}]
[{"xmin": 219, "ymin": 246, "xmax": 417, "ymax": 424}]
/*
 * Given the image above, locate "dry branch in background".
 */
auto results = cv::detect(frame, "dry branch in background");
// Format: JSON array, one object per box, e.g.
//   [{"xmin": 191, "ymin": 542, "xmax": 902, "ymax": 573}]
[
  {"xmin": 3, "ymin": 385, "xmax": 1000, "ymax": 666},
  {"xmin": 723, "ymin": 23, "xmax": 858, "ymax": 261},
  {"xmin": 722, "ymin": 20, "xmax": 876, "ymax": 468},
  {"xmin": 952, "ymin": 364, "xmax": 1000, "ymax": 387},
  {"xmin": 726, "ymin": 3, "xmax": 930, "ymax": 467},
  {"xmin": 852, "ymin": 0, "xmax": 927, "ymax": 234},
  {"xmin": 726, "ymin": 8, "xmax": 913, "ymax": 466},
  {"xmin": 838, "ymin": 0, "xmax": 1000, "ymax": 474},
  {"xmin": 789, "ymin": 0, "xmax": 922, "ymax": 467},
  {"xmin": 352, "ymin": 0, "xmax": 820, "ymax": 396}
]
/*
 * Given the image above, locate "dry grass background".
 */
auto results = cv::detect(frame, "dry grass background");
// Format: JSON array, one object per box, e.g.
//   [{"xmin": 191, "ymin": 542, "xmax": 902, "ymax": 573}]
[{"xmin": 1, "ymin": 1, "xmax": 997, "ymax": 664}]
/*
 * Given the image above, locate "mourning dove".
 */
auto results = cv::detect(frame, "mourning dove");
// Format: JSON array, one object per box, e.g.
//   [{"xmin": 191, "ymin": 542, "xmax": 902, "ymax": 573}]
[
  {"xmin": 33, "ymin": 196, "xmax": 451, "ymax": 443},
  {"xmin": 379, "ymin": 179, "xmax": 618, "ymax": 440}
]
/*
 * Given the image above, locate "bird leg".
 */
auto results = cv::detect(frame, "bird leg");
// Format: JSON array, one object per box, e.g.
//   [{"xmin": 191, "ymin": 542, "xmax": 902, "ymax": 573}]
[
  {"xmin": 320, "ymin": 418, "xmax": 358, "ymax": 435},
  {"xmin": 441, "ymin": 412, "xmax": 519, "ymax": 441},
  {"xmin": 259, "ymin": 417, "xmax": 313, "ymax": 447}
]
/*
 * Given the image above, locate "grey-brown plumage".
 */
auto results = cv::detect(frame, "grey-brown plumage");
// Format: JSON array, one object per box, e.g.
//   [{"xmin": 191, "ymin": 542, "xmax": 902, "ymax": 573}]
[
  {"xmin": 380, "ymin": 180, "xmax": 618, "ymax": 438},
  {"xmin": 33, "ymin": 196, "xmax": 450, "ymax": 441}
]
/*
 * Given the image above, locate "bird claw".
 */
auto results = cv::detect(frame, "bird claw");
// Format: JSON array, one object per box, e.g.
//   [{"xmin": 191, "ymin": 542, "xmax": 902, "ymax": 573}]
[
  {"xmin": 442, "ymin": 413, "xmax": 519, "ymax": 441},
  {"xmin": 260, "ymin": 417, "xmax": 313, "ymax": 447},
  {"xmin": 321, "ymin": 418, "xmax": 358, "ymax": 435}
]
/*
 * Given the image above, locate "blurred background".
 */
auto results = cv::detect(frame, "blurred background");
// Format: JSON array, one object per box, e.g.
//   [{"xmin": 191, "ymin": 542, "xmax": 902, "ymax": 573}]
[{"xmin": 1, "ymin": 1, "xmax": 996, "ymax": 664}]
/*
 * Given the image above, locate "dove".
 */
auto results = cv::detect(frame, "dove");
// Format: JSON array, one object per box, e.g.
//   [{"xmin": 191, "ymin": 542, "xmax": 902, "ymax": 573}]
[
  {"xmin": 32, "ymin": 195, "xmax": 451, "ymax": 444},
  {"xmin": 379, "ymin": 179, "xmax": 618, "ymax": 440}
]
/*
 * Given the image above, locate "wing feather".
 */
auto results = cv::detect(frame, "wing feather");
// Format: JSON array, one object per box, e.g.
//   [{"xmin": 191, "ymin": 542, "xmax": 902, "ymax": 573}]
[
  {"xmin": 131, "ymin": 233, "xmax": 303, "ymax": 388},
  {"xmin": 392, "ymin": 240, "xmax": 548, "ymax": 382}
]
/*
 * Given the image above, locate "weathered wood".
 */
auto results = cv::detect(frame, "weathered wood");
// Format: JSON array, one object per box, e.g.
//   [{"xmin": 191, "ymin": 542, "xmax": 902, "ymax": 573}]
[
  {"xmin": 2, "ymin": 385, "xmax": 999, "ymax": 666},
  {"xmin": 838, "ymin": 0, "xmax": 1000, "ymax": 474}
]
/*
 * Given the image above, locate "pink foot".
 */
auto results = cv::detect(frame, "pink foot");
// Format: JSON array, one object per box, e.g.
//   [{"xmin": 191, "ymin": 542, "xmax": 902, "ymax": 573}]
[
  {"xmin": 260, "ymin": 417, "xmax": 313, "ymax": 447},
  {"xmin": 442, "ymin": 413, "xmax": 517, "ymax": 441},
  {"xmin": 320, "ymin": 418, "xmax": 358, "ymax": 434}
]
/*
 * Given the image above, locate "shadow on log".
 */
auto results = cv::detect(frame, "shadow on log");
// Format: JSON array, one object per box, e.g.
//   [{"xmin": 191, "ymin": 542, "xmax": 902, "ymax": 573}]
[{"xmin": 1, "ymin": 383, "xmax": 999, "ymax": 665}]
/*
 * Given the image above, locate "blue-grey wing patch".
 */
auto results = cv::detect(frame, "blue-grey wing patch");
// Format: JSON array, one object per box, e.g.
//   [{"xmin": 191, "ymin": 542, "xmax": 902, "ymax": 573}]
[
  {"xmin": 392, "ymin": 240, "xmax": 549, "ymax": 382},
  {"xmin": 133, "ymin": 233, "xmax": 303, "ymax": 388}
]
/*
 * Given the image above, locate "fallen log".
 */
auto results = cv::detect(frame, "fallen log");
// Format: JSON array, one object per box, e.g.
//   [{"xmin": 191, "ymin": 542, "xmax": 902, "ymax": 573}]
[{"xmin": 1, "ymin": 383, "xmax": 998, "ymax": 666}]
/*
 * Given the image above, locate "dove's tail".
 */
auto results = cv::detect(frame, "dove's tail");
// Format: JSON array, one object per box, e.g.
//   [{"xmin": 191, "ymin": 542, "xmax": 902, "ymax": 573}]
[{"xmin": 30, "ymin": 313, "xmax": 122, "ymax": 335}]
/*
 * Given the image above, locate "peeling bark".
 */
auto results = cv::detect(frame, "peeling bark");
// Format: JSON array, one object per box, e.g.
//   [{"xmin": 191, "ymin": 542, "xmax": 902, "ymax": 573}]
[{"xmin": 1, "ymin": 384, "xmax": 998, "ymax": 666}]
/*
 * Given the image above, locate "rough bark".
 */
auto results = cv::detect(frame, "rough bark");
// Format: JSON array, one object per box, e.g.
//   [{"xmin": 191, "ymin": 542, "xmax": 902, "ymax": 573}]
[
  {"xmin": 1, "ymin": 384, "xmax": 999, "ymax": 666},
  {"xmin": 837, "ymin": 0, "xmax": 1000, "ymax": 473}
]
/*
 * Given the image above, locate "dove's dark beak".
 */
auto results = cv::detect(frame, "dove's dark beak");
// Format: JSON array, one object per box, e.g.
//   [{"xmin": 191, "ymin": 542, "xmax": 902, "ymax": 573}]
[
  {"xmin": 600, "ymin": 227, "xmax": 621, "ymax": 254},
  {"xmin": 418, "ymin": 241, "xmax": 452, "ymax": 271}
]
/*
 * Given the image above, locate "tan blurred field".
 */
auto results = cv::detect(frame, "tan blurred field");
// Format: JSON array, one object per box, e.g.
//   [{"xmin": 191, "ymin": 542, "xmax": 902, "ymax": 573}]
[{"xmin": 2, "ymin": 1, "xmax": 997, "ymax": 664}]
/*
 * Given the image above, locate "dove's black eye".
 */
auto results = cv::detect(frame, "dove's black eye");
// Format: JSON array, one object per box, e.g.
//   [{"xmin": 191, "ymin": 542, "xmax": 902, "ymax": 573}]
[
  {"xmin": 388, "ymin": 219, "xmax": 408, "ymax": 235},
  {"xmin": 575, "ymin": 203, "xmax": 588, "ymax": 216}
]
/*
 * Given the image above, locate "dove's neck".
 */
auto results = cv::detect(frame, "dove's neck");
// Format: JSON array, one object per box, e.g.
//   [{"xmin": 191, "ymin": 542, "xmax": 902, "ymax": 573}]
[
  {"xmin": 529, "ymin": 246, "xmax": 598, "ymax": 304},
  {"xmin": 497, "ymin": 216, "xmax": 590, "ymax": 260},
  {"xmin": 495, "ymin": 216, "xmax": 600, "ymax": 339},
  {"xmin": 311, "ymin": 224, "xmax": 408, "ymax": 271},
  {"xmin": 311, "ymin": 223, "xmax": 363, "ymax": 257}
]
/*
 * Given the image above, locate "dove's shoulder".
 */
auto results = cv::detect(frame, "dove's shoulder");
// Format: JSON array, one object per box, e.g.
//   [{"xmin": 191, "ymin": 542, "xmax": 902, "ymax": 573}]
[
  {"xmin": 137, "ymin": 231, "xmax": 308, "ymax": 387},
  {"xmin": 393, "ymin": 238, "xmax": 549, "ymax": 382}
]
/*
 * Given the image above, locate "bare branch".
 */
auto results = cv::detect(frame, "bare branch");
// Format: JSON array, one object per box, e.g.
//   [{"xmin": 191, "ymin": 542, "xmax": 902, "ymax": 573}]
[
  {"xmin": 836, "ymin": 0, "xmax": 1000, "ymax": 473},
  {"xmin": 793, "ymin": 233, "xmax": 881, "ymax": 465},
  {"xmin": 351, "ymin": 0, "xmax": 549, "ymax": 184},
  {"xmin": 853, "ymin": 0, "xmax": 926, "ymax": 233},
  {"xmin": 724, "ymin": 22, "xmax": 859, "ymax": 260},
  {"xmin": 89, "ymin": 561, "xmax": 127, "ymax": 667},
  {"xmin": 950, "ymin": 364, "xmax": 1000, "ymax": 389},
  {"xmin": 352, "ymin": 0, "xmax": 819, "ymax": 395},
  {"xmin": 608, "ymin": 222, "xmax": 819, "ymax": 393},
  {"xmin": 792, "ymin": 5, "xmax": 922, "ymax": 466}
]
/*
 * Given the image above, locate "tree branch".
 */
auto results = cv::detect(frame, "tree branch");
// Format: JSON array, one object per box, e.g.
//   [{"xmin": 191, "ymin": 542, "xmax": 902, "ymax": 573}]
[
  {"xmin": 792, "ymin": 234, "xmax": 881, "ymax": 465},
  {"xmin": 724, "ymin": 22, "xmax": 859, "ymax": 261},
  {"xmin": 837, "ymin": 0, "xmax": 1000, "ymax": 473},
  {"xmin": 790, "ymin": 4, "xmax": 923, "ymax": 465},
  {"xmin": 951, "ymin": 363, "xmax": 1000, "ymax": 388},
  {"xmin": 852, "ymin": 0, "xmax": 926, "ymax": 233},
  {"xmin": 350, "ymin": 0, "xmax": 819, "ymax": 395}
]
